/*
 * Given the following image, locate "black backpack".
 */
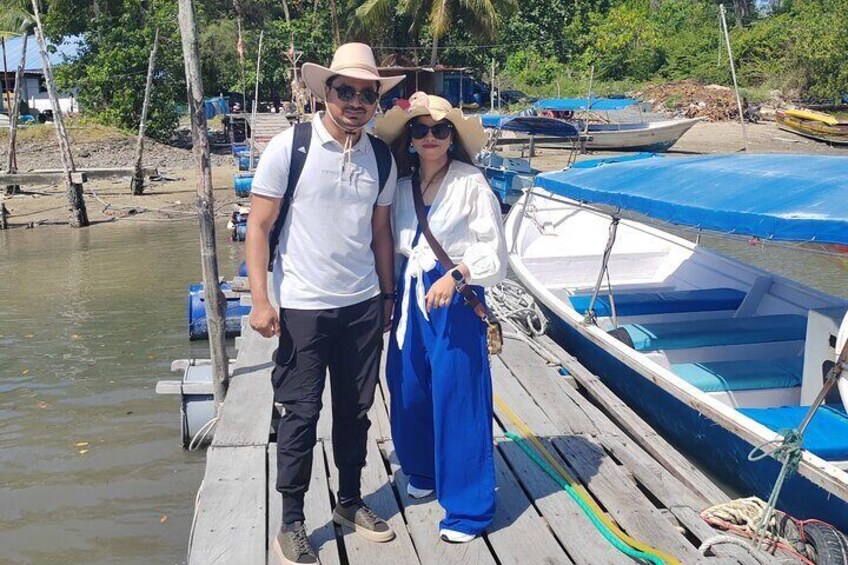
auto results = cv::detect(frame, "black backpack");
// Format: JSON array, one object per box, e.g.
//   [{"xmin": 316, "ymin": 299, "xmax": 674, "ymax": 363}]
[{"xmin": 267, "ymin": 122, "xmax": 393, "ymax": 271}]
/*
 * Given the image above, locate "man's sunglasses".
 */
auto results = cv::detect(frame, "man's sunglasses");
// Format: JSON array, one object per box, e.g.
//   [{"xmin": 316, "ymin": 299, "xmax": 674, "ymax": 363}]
[
  {"xmin": 329, "ymin": 84, "xmax": 380, "ymax": 105},
  {"xmin": 409, "ymin": 121, "xmax": 454, "ymax": 140}
]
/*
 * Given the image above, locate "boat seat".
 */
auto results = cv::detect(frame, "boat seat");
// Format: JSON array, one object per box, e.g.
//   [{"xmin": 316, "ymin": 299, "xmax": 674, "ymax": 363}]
[
  {"xmin": 617, "ymin": 314, "xmax": 807, "ymax": 352},
  {"xmin": 570, "ymin": 288, "xmax": 746, "ymax": 318},
  {"xmin": 739, "ymin": 404, "xmax": 848, "ymax": 461},
  {"xmin": 672, "ymin": 358, "xmax": 803, "ymax": 393}
]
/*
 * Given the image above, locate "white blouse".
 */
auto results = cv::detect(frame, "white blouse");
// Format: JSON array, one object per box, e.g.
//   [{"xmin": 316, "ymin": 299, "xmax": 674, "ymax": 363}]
[{"xmin": 392, "ymin": 160, "xmax": 507, "ymax": 347}]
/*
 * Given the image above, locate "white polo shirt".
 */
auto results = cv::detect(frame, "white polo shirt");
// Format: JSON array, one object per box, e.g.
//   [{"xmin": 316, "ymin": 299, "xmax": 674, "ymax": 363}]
[{"xmin": 251, "ymin": 112, "xmax": 397, "ymax": 310}]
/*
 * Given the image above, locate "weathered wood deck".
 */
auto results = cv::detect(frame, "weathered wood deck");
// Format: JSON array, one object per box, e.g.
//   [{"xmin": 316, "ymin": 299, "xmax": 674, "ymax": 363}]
[{"xmin": 187, "ymin": 310, "xmax": 777, "ymax": 565}]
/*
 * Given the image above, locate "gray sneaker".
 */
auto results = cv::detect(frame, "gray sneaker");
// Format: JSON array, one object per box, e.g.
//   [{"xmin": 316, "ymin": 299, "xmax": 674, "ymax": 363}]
[
  {"xmin": 272, "ymin": 522, "xmax": 320, "ymax": 565},
  {"xmin": 332, "ymin": 499, "xmax": 395, "ymax": 542}
]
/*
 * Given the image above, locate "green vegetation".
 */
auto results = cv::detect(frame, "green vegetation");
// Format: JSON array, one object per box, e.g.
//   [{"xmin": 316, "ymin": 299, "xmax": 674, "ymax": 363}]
[{"xmin": 8, "ymin": 0, "xmax": 846, "ymax": 141}]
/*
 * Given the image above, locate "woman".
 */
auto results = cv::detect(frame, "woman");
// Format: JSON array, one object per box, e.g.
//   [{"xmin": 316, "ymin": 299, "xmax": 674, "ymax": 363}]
[{"xmin": 375, "ymin": 93, "xmax": 507, "ymax": 543}]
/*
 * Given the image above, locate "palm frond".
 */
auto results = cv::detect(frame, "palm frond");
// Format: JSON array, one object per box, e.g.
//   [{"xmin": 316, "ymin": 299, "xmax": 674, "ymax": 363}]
[
  {"xmin": 355, "ymin": 0, "xmax": 396, "ymax": 28},
  {"xmin": 429, "ymin": 0, "xmax": 451, "ymax": 39},
  {"xmin": 457, "ymin": 0, "xmax": 508, "ymax": 39}
]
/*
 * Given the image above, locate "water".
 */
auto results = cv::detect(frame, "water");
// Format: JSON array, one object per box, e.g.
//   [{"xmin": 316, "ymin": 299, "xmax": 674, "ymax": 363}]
[
  {"xmin": 0, "ymin": 222, "xmax": 243, "ymax": 565},
  {"xmin": 0, "ymin": 220, "xmax": 846, "ymax": 565}
]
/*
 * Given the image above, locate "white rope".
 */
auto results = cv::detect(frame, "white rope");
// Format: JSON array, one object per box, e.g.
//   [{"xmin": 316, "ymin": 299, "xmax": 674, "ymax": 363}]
[
  {"xmin": 698, "ymin": 535, "xmax": 780, "ymax": 564},
  {"xmin": 487, "ymin": 279, "xmax": 561, "ymax": 365},
  {"xmin": 187, "ymin": 416, "xmax": 219, "ymax": 451}
]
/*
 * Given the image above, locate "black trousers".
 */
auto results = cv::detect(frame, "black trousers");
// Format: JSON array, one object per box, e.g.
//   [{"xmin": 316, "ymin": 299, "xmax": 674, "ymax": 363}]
[{"xmin": 272, "ymin": 295, "xmax": 383, "ymax": 525}]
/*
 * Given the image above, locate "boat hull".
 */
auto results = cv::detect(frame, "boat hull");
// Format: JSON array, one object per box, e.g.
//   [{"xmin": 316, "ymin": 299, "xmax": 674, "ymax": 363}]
[
  {"xmin": 545, "ymin": 308, "xmax": 848, "ymax": 532},
  {"xmin": 584, "ymin": 119, "xmax": 701, "ymax": 151}
]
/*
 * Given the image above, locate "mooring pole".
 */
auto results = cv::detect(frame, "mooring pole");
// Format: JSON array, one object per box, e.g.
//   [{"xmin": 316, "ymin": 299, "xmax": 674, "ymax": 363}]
[
  {"xmin": 131, "ymin": 28, "xmax": 159, "ymax": 195},
  {"xmin": 5, "ymin": 32, "xmax": 27, "ymax": 196},
  {"xmin": 248, "ymin": 30, "xmax": 263, "ymax": 173},
  {"xmin": 177, "ymin": 0, "xmax": 230, "ymax": 410},
  {"xmin": 719, "ymin": 4, "xmax": 749, "ymax": 151},
  {"xmin": 31, "ymin": 1, "xmax": 89, "ymax": 227}
]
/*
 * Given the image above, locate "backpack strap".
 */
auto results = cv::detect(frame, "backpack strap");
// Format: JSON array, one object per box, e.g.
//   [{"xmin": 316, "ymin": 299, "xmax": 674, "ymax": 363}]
[
  {"xmin": 267, "ymin": 122, "xmax": 312, "ymax": 271},
  {"xmin": 368, "ymin": 132, "xmax": 392, "ymax": 199}
]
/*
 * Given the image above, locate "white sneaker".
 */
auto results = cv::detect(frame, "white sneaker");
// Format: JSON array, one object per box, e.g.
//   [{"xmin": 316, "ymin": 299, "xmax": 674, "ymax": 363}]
[
  {"xmin": 406, "ymin": 483, "xmax": 434, "ymax": 499},
  {"xmin": 439, "ymin": 529, "xmax": 476, "ymax": 543}
]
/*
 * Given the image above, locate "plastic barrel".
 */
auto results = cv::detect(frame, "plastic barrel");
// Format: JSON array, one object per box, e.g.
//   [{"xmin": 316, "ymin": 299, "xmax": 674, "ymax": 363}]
[
  {"xmin": 238, "ymin": 261, "xmax": 248, "ymax": 277},
  {"xmin": 234, "ymin": 173, "xmax": 253, "ymax": 197},
  {"xmin": 187, "ymin": 282, "xmax": 252, "ymax": 340},
  {"xmin": 237, "ymin": 154, "xmax": 260, "ymax": 171},
  {"xmin": 180, "ymin": 363, "xmax": 215, "ymax": 448},
  {"xmin": 234, "ymin": 223, "xmax": 247, "ymax": 242}
]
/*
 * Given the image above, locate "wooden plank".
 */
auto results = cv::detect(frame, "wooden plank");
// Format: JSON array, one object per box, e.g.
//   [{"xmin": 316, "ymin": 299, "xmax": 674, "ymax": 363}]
[
  {"xmin": 536, "ymin": 335, "xmax": 731, "ymax": 505},
  {"xmin": 188, "ymin": 445, "xmax": 266, "ymax": 565},
  {"xmin": 384, "ymin": 440, "xmax": 497, "ymax": 565},
  {"xmin": 490, "ymin": 355, "xmax": 560, "ymax": 437},
  {"xmin": 552, "ymin": 435, "xmax": 701, "ymax": 562},
  {"xmin": 485, "ymin": 449, "xmax": 574, "ymax": 564},
  {"xmin": 495, "ymin": 438, "xmax": 630, "ymax": 565},
  {"xmin": 212, "ymin": 322, "xmax": 276, "ymax": 447},
  {"xmin": 268, "ymin": 443, "xmax": 342, "ymax": 565},
  {"xmin": 323, "ymin": 439, "xmax": 419, "ymax": 565},
  {"xmin": 369, "ymin": 379, "xmax": 392, "ymax": 442}
]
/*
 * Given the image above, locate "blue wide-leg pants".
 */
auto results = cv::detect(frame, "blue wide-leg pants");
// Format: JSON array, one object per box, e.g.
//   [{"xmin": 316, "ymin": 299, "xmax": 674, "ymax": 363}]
[{"xmin": 386, "ymin": 262, "xmax": 496, "ymax": 536}]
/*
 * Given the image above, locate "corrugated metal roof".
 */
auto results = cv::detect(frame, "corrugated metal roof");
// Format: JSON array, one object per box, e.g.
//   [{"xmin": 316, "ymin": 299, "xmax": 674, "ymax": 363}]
[{"xmin": 0, "ymin": 34, "xmax": 84, "ymax": 73}]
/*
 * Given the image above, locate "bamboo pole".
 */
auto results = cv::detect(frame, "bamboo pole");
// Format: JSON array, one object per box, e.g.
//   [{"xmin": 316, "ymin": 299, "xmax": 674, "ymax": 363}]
[
  {"xmin": 248, "ymin": 30, "xmax": 263, "ymax": 173},
  {"xmin": 2, "ymin": 38, "xmax": 11, "ymax": 112},
  {"xmin": 719, "ymin": 4, "xmax": 748, "ymax": 151},
  {"xmin": 5, "ymin": 33, "xmax": 27, "ymax": 196},
  {"xmin": 131, "ymin": 28, "xmax": 159, "ymax": 195},
  {"xmin": 177, "ymin": 0, "xmax": 230, "ymax": 410},
  {"xmin": 31, "ymin": 0, "xmax": 88, "ymax": 227}
]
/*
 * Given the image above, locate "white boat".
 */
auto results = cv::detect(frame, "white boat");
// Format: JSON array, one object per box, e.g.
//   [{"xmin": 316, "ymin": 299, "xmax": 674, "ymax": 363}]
[
  {"xmin": 505, "ymin": 153, "xmax": 848, "ymax": 533},
  {"xmin": 533, "ymin": 98, "xmax": 701, "ymax": 151}
]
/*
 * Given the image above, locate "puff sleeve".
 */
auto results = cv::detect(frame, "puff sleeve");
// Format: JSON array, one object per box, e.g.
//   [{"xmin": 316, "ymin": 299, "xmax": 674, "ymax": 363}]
[{"xmin": 461, "ymin": 180, "xmax": 508, "ymax": 287}]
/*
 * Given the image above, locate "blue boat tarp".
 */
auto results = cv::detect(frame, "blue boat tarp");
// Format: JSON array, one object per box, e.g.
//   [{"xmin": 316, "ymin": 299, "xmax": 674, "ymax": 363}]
[
  {"xmin": 480, "ymin": 115, "xmax": 580, "ymax": 138},
  {"xmin": 535, "ymin": 154, "xmax": 848, "ymax": 245},
  {"xmin": 533, "ymin": 98, "xmax": 639, "ymax": 112}
]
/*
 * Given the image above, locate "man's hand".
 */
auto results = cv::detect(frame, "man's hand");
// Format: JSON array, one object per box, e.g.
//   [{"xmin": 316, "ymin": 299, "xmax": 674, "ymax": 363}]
[
  {"xmin": 383, "ymin": 298, "xmax": 394, "ymax": 332},
  {"xmin": 425, "ymin": 274, "xmax": 456, "ymax": 312},
  {"xmin": 250, "ymin": 300, "xmax": 281, "ymax": 338}
]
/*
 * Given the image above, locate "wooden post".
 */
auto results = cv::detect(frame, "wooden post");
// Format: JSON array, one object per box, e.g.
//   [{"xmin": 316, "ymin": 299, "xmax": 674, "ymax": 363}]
[
  {"xmin": 248, "ymin": 31, "xmax": 263, "ymax": 173},
  {"xmin": 719, "ymin": 4, "xmax": 748, "ymax": 151},
  {"xmin": 178, "ymin": 0, "xmax": 230, "ymax": 410},
  {"xmin": 0, "ymin": 200, "xmax": 8, "ymax": 229},
  {"xmin": 5, "ymin": 33, "xmax": 27, "ymax": 196},
  {"xmin": 31, "ymin": 1, "xmax": 89, "ymax": 227},
  {"xmin": 131, "ymin": 29, "xmax": 159, "ymax": 195},
  {"xmin": 2, "ymin": 38, "xmax": 11, "ymax": 112}
]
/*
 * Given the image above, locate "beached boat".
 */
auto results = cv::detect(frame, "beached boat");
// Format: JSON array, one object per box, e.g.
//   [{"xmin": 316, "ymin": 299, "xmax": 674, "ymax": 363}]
[
  {"xmin": 533, "ymin": 98, "xmax": 701, "ymax": 151},
  {"xmin": 777, "ymin": 108, "xmax": 848, "ymax": 145},
  {"xmin": 479, "ymin": 115, "xmax": 582, "ymax": 207},
  {"xmin": 505, "ymin": 153, "xmax": 848, "ymax": 531}
]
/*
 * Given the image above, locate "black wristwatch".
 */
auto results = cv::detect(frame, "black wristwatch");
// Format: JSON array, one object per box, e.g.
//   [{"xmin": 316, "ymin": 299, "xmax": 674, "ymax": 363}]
[
  {"xmin": 450, "ymin": 268, "xmax": 465, "ymax": 286},
  {"xmin": 381, "ymin": 292, "xmax": 396, "ymax": 300}
]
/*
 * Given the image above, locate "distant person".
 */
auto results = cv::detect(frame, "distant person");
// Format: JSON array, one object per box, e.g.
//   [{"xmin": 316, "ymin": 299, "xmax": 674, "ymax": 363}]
[
  {"xmin": 245, "ymin": 43, "xmax": 404, "ymax": 565},
  {"xmin": 375, "ymin": 92, "xmax": 507, "ymax": 543}
]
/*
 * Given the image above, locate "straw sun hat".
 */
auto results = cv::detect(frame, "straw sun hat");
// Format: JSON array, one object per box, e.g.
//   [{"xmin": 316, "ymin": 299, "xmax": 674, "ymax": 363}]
[
  {"xmin": 301, "ymin": 43, "xmax": 405, "ymax": 101},
  {"xmin": 375, "ymin": 92, "xmax": 488, "ymax": 158}
]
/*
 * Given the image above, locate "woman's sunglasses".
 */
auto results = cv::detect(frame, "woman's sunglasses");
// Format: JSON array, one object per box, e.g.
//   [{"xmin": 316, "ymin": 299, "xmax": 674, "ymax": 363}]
[
  {"xmin": 409, "ymin": 121, "xmax": 454, "ymax": 140},
  {"xmin": 330, "ymin": 84, "xmax": 380, "ymax": 105}
]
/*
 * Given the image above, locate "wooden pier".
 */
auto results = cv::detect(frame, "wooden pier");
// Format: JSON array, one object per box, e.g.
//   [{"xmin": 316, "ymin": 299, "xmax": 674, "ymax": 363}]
[{"xmin": 187, "ymin": 308, "xmax": 778, "ymax": 564}]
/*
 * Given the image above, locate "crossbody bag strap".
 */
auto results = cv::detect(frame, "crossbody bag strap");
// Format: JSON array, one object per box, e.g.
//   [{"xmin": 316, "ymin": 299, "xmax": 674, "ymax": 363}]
[{"xmin": 410, "ymin": 170, "xmax": 494, "ymax": 322}]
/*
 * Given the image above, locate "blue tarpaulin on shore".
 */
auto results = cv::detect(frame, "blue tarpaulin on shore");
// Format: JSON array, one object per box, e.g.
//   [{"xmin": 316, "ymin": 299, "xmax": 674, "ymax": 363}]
[
  {"xmin": 533, "ymin": 98, "xmax": 640, "ymax": 112},
  {"xmin": 205, "ymin": 97, "xmax": 228, "ymax": 119},
  {"xmin": 534, "ymin": 153, "xmax": 848, "ymax": 245},
  {"xmin": 480, "ymin": 115, "xmax": 581, "ymax": 138}
]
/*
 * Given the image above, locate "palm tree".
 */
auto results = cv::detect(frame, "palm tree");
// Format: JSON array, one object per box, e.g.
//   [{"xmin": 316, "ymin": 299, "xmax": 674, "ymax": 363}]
[{"xmin": 356, "ymin": 0, "xmax": 516, "ymax": 66}]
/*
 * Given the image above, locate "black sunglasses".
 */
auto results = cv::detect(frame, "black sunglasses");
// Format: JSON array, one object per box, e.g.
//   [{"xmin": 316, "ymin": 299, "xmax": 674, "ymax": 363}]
[
  {"xmin": 329, "ymin": 84, "xmax": 380, "ymax": 105},
  {"xmin": 409, "ymin": 121, "xmax": 454, "ymax": 140}
]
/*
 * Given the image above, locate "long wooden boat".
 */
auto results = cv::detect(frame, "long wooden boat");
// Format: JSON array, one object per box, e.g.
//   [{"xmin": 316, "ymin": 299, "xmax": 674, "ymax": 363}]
[
  {"xmin": 776, "ymin": 108, "xmax": 848, "ymax": 145},
  {"xmin": 505, "ymin": 153, "xmax": 848, "ymax": 532}
]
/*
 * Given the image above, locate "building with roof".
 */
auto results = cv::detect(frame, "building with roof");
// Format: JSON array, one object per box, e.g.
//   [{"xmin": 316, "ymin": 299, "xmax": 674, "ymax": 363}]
[{"xmin": 1, "ymin": 34, "xmax": 83, "ymax": 115}]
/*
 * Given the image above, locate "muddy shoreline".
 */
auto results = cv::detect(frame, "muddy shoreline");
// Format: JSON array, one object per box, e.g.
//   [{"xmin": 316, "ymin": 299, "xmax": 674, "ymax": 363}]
[{"xmin": 1, "ymin": 120, "xmax": 846, "ymax": 230}]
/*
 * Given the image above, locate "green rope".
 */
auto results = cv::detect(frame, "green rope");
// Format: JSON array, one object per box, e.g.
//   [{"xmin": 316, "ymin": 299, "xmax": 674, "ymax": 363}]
[
  {"xmin": 747, "ymin": 428, "xmax": 804, "ymax": 548},
  {"xmin": 505, "ymin": 431, "xmax": 666, "ymax": 565}
]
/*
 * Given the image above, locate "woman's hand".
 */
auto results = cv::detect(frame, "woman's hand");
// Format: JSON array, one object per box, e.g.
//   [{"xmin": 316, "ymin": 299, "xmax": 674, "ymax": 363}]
[{"xmin": 425, "ymin": 274, "xmax": 456, "ymax": 312}]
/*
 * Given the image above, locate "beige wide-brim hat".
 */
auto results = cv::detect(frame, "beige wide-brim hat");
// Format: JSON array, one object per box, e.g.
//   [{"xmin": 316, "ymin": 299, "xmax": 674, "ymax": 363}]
[
  {"xmin": 374, "ymin": 92, "xmax": 487, "ymax": 157},
  {"xmin": 301, "ymin": 42, "xmax": 405, "ymax": 101}
]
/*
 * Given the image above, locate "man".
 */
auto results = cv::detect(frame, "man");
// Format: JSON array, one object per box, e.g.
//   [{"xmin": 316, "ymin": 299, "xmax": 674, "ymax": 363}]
[{"xmin": 245, "ymin": 43, "xmax": 404, "ymax": 565}]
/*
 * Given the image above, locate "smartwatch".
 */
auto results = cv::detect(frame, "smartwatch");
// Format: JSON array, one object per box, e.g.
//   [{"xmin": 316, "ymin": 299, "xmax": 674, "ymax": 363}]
[{"xmin": 450, "ymin": 268, "xmax": 465, "ymax": 286}]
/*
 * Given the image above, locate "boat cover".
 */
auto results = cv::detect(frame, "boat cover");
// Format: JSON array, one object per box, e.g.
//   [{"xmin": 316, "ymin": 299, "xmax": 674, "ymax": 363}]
[
  {"xmin": 672, "ymin": 358, "xmax": 802, "ymax": 393},
  {"xmin": 533, "ymin": 98, "xmax": 639, "ymax": 111},
  {"xmin": 569, "ymin": 288, "xmax": 746, "ymax": 317},
  {"xmin": 480, "ymin": 115, "xmax": 581, "ymax": 138},
  {"xmin": 535, "ymin": 154, "xmax": 848, "ymax": 245},
  {"xmin": 739, "ymin": 404, "xmax": 848, "ymax": 461},
  {"xmin": 619, "ymin": 314, "xmax": 807, "ymax": 351}
]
